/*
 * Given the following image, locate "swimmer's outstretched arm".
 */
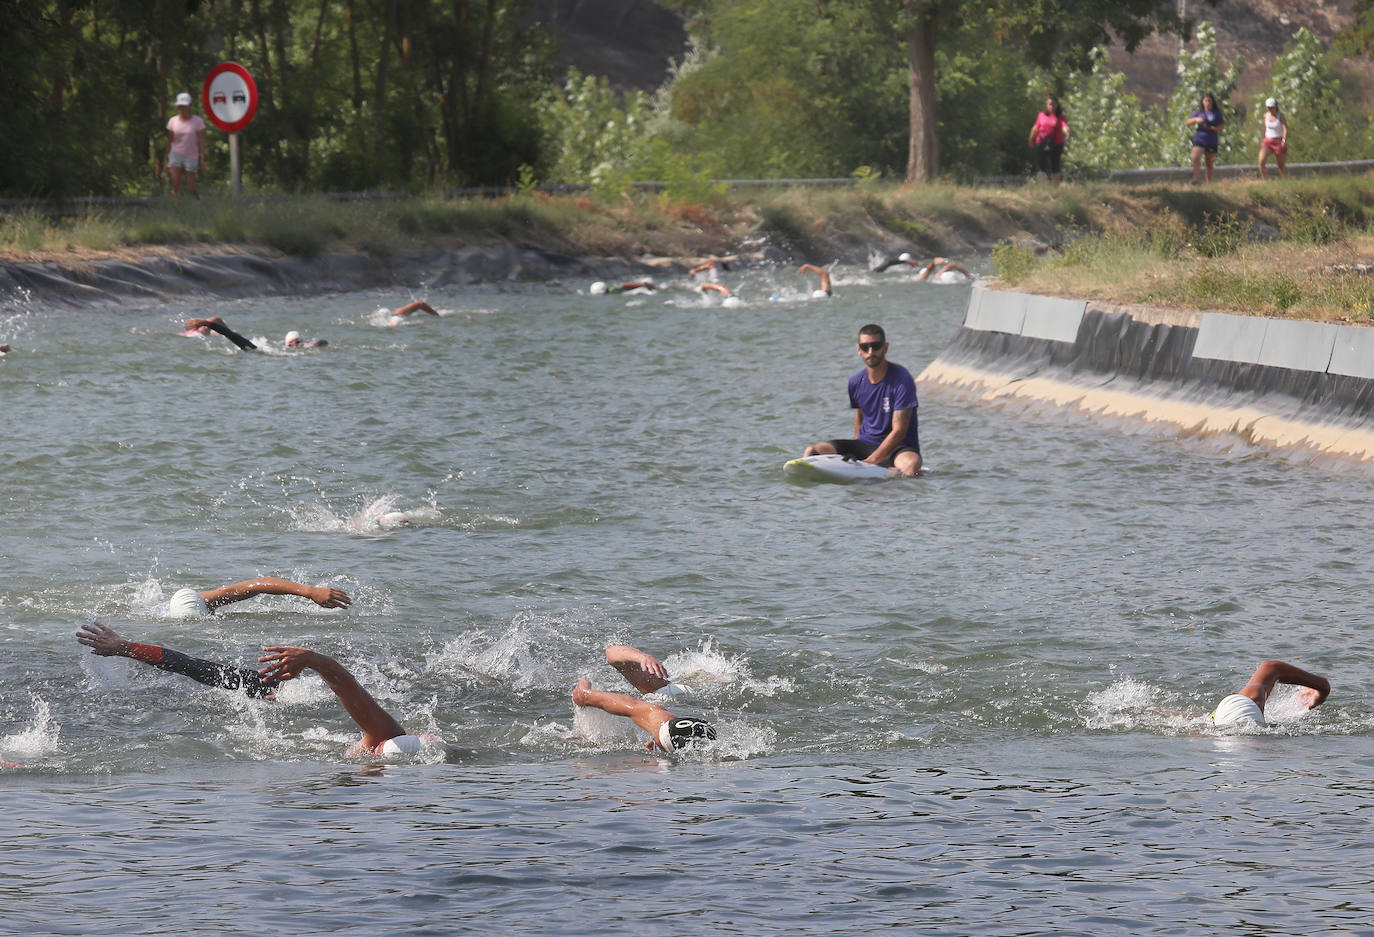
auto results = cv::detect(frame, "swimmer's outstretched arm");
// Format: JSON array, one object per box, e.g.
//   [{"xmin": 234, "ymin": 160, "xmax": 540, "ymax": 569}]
[
  {"xmin": 605, "ymin": 645, "xmax": 670, "ymax": 694},
  {"xmin": 392, "ymin": 300, "xmax": 437, "ymax": 317},
  {"xmin": 198, "ymin": 577, "xmax": 352, "ymax": 611},
  {"xmin": 1240, "ymin": 660, "xmax": 1330, "ymax": 711},
  {"xmin": 183, "ymin": 317, "xmax": 257, "ymax": 351},
  {"xmin": 700, "ymin": 283, "xmax": 731, "ymax": 297},
  {"xmin": 76, "ymin": 620, "xmax": 278, "ymax": 699},
  {"xmin": 258, "ymin": 646, "xmax": 405, "ymax": 752},
  {"xmin": 799, "ymin": 264, "xmax": 832, "ymax": 294},
  {"xmin": 573, "ymin": 677, "xmax": 672, "ymax": 749}
]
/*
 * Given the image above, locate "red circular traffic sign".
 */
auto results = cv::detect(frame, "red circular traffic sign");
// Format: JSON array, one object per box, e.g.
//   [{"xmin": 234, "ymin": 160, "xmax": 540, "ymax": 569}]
[{"xmin": 201, "ymin": 62, "xmax": 259, "ymax": 133}]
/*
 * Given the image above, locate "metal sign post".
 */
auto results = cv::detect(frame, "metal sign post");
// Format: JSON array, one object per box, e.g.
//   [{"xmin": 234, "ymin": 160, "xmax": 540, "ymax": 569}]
[{"xmin": 201, "ymin": 62, "xmax": 259, "ymax": 196}]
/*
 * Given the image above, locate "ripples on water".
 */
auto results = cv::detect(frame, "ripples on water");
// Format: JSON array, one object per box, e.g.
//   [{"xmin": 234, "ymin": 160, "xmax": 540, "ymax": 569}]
[{"xmin": 3, "ymin": 266, "xmax": 1374, "ymax": 934}]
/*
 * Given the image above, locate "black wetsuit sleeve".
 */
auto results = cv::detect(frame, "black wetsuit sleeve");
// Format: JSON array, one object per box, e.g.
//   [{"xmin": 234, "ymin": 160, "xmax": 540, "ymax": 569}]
[
  {"xmin": 150, "ymin": 647, "xmax": 278, "ymax": 698},
  {"xmin": 203, "ymin": 320, "xmax": 258, "ymax": 351}
]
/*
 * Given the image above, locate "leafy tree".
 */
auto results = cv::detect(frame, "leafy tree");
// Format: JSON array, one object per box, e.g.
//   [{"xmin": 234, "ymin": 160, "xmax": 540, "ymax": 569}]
[
  {"xmin": 870, "ymin": 0, "xmax": 1189, "ymax": 181},
  {"xmin": 1259, "ymin": 27, "xmax": 1360, "ymax": 162},
  {"xmin": 1054, "ymin": 48, "xmax": 1164, "ymax": 172}
]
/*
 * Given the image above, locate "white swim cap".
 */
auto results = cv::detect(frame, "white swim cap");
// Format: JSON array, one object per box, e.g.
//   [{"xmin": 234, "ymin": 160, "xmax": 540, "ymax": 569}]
[
  {"xmin": 898, "ymin": 252, "xmax": 913, "ymax": 262},
  {"xmin": 284, "ymin": 330, "xmax": 302, "ymax": 346},
  {"xmin": 811, "ymin": 289, "xmax": 830, "ymax": 300},
  {"xmin": 590, "ymin": 281, "xmax": 608, "ymax": 295},
  {"xmin": 379, "ymin": 734, "xmax": 423, "ymax": 755},
  {"xmin": 652, "ymin": 682, "xmax": 690, "ymax": 698},
  {"xmin": 1211, "ymin": 694, "xmax": 1265, "ymax": 728},
  {"xmin": 175, "ymin": 92, "xmax": 192, "ymax": 107},
  {"xmin": 165, "ymin": 588, "xmax": 210, "ymax": 618}
]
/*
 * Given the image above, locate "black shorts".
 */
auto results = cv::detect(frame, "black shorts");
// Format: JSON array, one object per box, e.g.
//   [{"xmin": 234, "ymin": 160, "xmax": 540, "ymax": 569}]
[
  {"xmin": 1193, "ymin": 143, "xmax": 1218, "ymax": 154},
  {"xmin": 1035, "ymin": 141, "xmax": 1063, "ymax": 175},
  {"xmin": 828, "ymin": 438, "xmax": 920, "ymax": 467}
]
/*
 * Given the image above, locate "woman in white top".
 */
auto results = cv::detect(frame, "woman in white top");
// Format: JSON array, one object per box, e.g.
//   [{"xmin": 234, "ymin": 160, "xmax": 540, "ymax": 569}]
[{"xmin": 1258, "ymin": 97, "xmax": 1288, "ymax": 180}]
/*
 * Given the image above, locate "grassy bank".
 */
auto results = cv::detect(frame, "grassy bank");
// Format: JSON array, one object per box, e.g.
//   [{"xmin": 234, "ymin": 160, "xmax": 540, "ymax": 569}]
[{"xmin": 5, "ymin": 175, "xmax": 1374, "ymax": 321}]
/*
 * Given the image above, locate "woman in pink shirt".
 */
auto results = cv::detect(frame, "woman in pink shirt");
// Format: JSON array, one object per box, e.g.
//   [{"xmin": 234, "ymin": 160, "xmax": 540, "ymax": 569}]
[
  {"xmin": 161, "ymin": 92, "xmax": 207, "ymax": 198},
  {"xmin": 1028, "ymin": 95, "xmax": 1069, "ymax": 183}
]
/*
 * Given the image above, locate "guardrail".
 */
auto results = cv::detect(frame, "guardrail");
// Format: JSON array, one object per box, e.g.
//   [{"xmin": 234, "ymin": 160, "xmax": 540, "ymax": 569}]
[{"xmin": 4, "ymin": 161, "xmax": 1372, "ymax": 216}]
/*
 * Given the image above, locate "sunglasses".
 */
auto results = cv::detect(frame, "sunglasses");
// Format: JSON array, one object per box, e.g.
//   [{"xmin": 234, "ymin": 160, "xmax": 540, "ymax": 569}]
[{"xmin": 858, "ymin": 341, "xmax": 885, "ymax": 352}]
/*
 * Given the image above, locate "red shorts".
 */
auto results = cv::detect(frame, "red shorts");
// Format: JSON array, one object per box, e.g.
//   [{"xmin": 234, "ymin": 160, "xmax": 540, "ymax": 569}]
[{"xmin": 1261, "ymin": 137, "xmax": 1287, "ymax": 156}]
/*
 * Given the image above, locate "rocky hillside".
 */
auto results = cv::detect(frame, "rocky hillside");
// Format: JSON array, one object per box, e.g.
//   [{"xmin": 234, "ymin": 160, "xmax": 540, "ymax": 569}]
[{"xmin": 532, "ymin": 0, "xmax": 1364, "ymax": 104}]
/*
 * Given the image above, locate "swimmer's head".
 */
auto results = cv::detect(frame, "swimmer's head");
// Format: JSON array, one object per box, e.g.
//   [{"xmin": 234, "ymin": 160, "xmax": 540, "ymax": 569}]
[
  {"xmin": 1211, "ymin": 694, "xmax": 1266, "ymax": 728},
  {"xmin": 898, "ymin": 252, "xmax": 912, "ymax": 262},
  {"xmin": 812, "ymin": 289, "xmax": 831, "ymax": 299},
  {"xmin": 284, "ymin": 330, "xmax": 302, "ymax": 347},
  {"xmin": 590, "ymin": 281, "xmax": 608, "ymax": 295},
  {"xmin": 164, "ymin": 588, "xmax": 210, "ymax": 619},
  {"xmin": 657, "ymin": 717, "xmax": 716, "ymax": 752},
  {"xmin": 378, "ymin": 734, "xmax": 423, "ymax": 755}
]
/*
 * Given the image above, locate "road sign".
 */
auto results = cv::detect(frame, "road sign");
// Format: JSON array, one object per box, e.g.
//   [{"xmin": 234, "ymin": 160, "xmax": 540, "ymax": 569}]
[{"xmin": 201, "ymin": 62, "xmax": 258, "ymax": 134}]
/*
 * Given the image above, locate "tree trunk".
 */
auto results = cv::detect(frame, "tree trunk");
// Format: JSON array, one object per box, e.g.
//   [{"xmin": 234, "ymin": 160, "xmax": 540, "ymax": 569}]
[{"xmin": 905, "ymin": 16, "xmax": 938, "ymax": 182}]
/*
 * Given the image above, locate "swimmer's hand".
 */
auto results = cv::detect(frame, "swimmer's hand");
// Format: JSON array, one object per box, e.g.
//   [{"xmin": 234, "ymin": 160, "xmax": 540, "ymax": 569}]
[
  {"xmin": 257, "ymin": 646, "xmax": 320, "ymax": 682},
  {"xmin": 310, "ymin": 586, "xmax": 352, "ymax": 609},
  {"xmin": 1296, "ymin": 685, "xmax": 1329, "ymax": 710},
  {"xmin": 76, "ymin": 620, "xmax": 128, "ymax": 657}
]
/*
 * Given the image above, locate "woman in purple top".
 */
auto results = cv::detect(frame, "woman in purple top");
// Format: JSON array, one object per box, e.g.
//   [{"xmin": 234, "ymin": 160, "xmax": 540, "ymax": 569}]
[{"xmin": 1186, "ymin": 92, "xmax": 1225, "ymax": 184}]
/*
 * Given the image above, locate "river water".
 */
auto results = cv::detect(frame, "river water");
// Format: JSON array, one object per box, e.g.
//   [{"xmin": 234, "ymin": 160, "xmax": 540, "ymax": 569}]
[{"xmin": 3, "ymin": 263, "xmax": 1373, "ymax": 935}]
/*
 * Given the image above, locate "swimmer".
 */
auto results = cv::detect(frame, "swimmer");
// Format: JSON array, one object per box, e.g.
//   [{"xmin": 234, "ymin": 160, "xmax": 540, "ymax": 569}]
[
  {"xmin": 700, "ymin": 282, "xmax": 732, "ymax": 300},
  {"xmin": 798, "ymin": 263, "xmax": 833, "ymax": 298},
  {"xmin": 284, "ymin": 330, "xmax": 327, "ymax": 349},
  {"xmin": 1210, "ymin": 659, "xmax": 1329, "ymax": 728},
  {"xmin": 391, "ymin": 300, "xmax": 438, "ymax": 318},
  {"xmin": 182, "ymin": 316, "xmax": 257, "ymax": 351},
  {"xmin": 871, "ymin": 252, "xmax": 918, "ymax": 273},
  {"xmin": 152, "ymin": 576, "xmax": 352, "ymax": 619},
  {"xmin": 0, "ymin": 344, "xmax": 9, "ymax": 356},
  {"xmin": 689, "ymin": 260, "xmax": 729, "ymax": 283},
  {"xmin": 589, "ymin": 279, "xmax": 656, "ymax": 295},
  {"xmin": 572, "ymin": 677, "xmax": 715, "ymax": 754},
  {"xmin": 913, "ymin": 257, "xmax": 972, "ymax": 283},
  {"xmin": 78, "ymin": 622, "xmax": 423, "ymax": 756}
]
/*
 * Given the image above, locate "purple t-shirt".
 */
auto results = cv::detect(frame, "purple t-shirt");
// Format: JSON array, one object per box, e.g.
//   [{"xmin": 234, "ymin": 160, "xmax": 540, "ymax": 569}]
[{"xmin": 849, "ymin": 363, "xmax": 920, "ymax": 449}]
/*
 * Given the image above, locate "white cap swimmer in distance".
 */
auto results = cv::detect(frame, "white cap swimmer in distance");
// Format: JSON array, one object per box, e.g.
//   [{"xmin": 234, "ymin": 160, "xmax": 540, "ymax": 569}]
[
  {"xmin": 284, "ymin": 330, "xmax": 302, "ymax": 347},
  {"xmin": 1211, "ymin": 694, "xmax": 1265, "ymax": 728},
  {"xmin": 162, "ymin": 587, "xmax": 211, "ymax": 618},
  {"xmin": 898, "ymin": 252, "xmax": 913, "ymax": 262},
  {"xmin": 379, "ymin": 734, "xmax": 423, "ymax": 755},
  {"xmin": 590, "ymin": 281, "xmax": 608, "ymax": 295}
]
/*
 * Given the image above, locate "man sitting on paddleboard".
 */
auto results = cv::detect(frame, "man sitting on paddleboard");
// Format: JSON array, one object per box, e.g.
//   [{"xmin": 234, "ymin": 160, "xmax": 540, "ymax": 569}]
[
  {"xmin": 803, "ymin": 323, "xmax": 923, "ymax": 477},
  {"xmin": 77, "ymin": 620, "xmax": 426, "ymax": 756}
]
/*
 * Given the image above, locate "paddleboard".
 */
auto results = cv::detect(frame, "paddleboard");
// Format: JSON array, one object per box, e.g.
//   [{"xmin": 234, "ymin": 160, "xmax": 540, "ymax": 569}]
[{"xmin": 783, "ymin": 454, "xmax": 893, "ymax": 484}]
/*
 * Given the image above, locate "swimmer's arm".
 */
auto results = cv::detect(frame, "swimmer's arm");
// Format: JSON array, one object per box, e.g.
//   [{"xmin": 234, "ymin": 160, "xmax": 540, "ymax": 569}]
[
  {"xmin": 575, "ymin": 682, "xmax": 673, "ymax": 741},
  {"xmin": 606, "ymin": 645, "xmax": 670, "ymax": 694},
  {"xmin": 1241, "ymin": 660, "xmax": 1330, "ymax": 710},
  {"xmin": 864, "ymin": 408, "xmax": 911, "ymax": 465},
  {"xmin": 77, "ymin": 621, "xmax": 276, "ymax": 698},
  {"xmin": 184, "ymin": 317, "xmax": 256, "ymax": 350},
  {"xmin": 199, "ymin": 577, "xmax": 352, "ymax": 611},
  {"xmin": 700, "ymin": 283, "xmax": 730, "ymax": 297},
  {"xmin": 393, "ymin": 301, "xmax": 437, "ymax": 317},
  {"xmin": 259, "ymin": 646, "xmax": 405, "ymax": 751}
]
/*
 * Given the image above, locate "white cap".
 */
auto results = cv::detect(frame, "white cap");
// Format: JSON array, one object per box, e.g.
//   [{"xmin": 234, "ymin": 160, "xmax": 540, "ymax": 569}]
[
  {"xmin": 379, "ymin": 734, "xmax": 423, "ymax": 755},
  {"xmin": 898, "ymin": 252, "xmax": 912, "ymax": 262},
  {"xmin": 589, "ymin": 281, "xmax": 608, "ymax": 295},
  {"xmin": 175, "ymin": 92, "xmax": 193, "ymax": 107},
  {"xmin": 284, "ymin": 330, "xmax": 302, "ymax": 346},
  {"xmin": 1212, "ymin": 694, "xmax": 1265, "ymax": 727},
  {"xmin": 1265, "ymin": 97, "xmax": 1277, "ymax": 108},
  {"xmin": 165, "ymin": 587, "xmax": 210, "ymax": 618}
]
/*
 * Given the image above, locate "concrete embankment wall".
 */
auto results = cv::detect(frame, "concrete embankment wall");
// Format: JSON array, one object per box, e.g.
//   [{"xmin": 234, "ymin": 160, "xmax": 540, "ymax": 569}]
[{"xmin": 919, "ymin": 286, "xmax": 1374, "ymax": 461}]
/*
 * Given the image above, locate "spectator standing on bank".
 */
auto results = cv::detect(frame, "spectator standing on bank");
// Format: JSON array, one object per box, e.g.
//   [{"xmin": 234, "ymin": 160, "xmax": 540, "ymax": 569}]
[
  {"xmin": 1258, "ymin": 97, "xmax": 1288, "ymax": 180},
  {"xmin": 160, "ymin": 92, "xmax": 207, "ymax": 198},
  {"xmin": 1186, "ymin": 92, "xmax": 1225, "ymax": 184},
  {"xmin": 1028, "ymin": 95, "xmax": 1070, "ymax": 183}
]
